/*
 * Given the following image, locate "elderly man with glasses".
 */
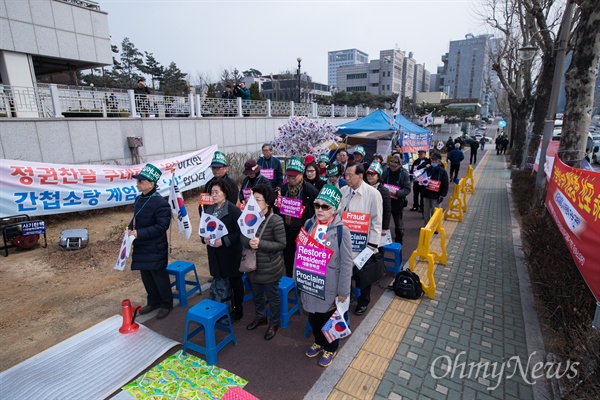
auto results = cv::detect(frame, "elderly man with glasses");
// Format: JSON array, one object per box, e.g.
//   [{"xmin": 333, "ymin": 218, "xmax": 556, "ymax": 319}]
[
  {"xmin": 256, "ymin": 143, "xmax": 283, "ymax": 191},
  {"xmin": 200, "ymin": 151, "xmax": 239, "ymax": 206}
]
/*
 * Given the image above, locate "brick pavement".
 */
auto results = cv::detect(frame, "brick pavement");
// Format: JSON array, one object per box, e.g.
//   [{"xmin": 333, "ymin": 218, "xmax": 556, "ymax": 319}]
[{"xmin": 311, "ymin": 149, "xmax": 550, "ymax": 400}]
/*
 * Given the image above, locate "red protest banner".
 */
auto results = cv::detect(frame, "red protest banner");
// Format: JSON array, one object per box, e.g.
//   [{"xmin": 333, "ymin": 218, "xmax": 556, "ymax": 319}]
[{"xmin": 545, "ymin": 157, "xmax": 600, "ymax": 301}]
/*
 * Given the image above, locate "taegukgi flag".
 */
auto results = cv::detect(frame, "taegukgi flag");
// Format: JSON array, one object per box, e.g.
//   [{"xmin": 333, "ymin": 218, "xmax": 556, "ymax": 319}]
[
  {"xmin": 198, "ymin": 212, "xmax": 228, "ymax": 240},
  {"xmin": 114, "ymin": 229, "xmax": 129, "ymax": 271},
  {"xmin": 321, "ymin": 297, "xmax": 351, "ymax": 343},
  {"xmin": 419, "ymin": 113, "xmax": 433, "ymax": 127},
  {"xmin": 237, "ymin": 192, "xmax": 265, "ymax": 239},
  {"xmin": 168, "ymin": 171, "xmax": 192, "ymax": 240}
]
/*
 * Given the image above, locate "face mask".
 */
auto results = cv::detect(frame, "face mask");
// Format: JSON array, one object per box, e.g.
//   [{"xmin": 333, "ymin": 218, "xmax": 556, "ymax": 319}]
[{"xmin": 431, "ymin": 162, "xmax": 439, "ymax": 167}]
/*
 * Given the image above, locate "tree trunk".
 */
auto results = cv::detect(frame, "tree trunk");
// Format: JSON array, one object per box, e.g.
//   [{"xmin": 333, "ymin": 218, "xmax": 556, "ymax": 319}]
[
  {"xmin": 526, "ymin": 54, "xmax": 555, "ymax": 165},
  {"xmin": 559, "ymin": 1, "xmax": 600, "ymax": 167},
  {"xmin": 510, "ymin": 100, "xmax": 529, "ymax": 167}
]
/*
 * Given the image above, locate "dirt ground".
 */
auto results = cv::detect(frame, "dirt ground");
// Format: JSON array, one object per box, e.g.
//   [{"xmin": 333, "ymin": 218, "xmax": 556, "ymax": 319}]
[{"xmin": 0, "ymin": 193, "xmax": 208, "ymax": 371}]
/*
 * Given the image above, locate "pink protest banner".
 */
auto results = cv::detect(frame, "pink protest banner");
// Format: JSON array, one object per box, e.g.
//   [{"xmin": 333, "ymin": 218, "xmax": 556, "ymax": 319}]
[
  {"xmin": 242, "ymin": 188, "xmax": 252, "ymax": 200},
  {"xmin": 294, "ymin": 244, "xmax": 332, "ymax": 299},
  {"xmin": 261, "ymin": 168, "xmax": 274, "ymax": 180},
  {"xmin": 277, "ymin": 196, "xmax": 304, "ymax": 218},
  {"xmin": 545, "ymin": 157, "xmax": 600, "ymax": 301},
  {"xmin": 296, "ymin": 228, "xmax": 333, "ymax": 264},
  {"xmin": 383, "ymin": 183, "xmax": 400, "ymax": 199}
]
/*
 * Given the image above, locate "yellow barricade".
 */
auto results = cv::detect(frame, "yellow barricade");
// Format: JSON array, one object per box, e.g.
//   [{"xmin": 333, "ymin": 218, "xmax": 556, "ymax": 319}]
[
  {"xmin": 444, "ymin": 178, "xmax": 464, "ymax": 221},
  {"xmin": 408, "ymin": 208, "xmax": 447, "ymax": 299},
  {"xmin": 464, "ymin": 165, "xmax": 475, "ymax": 194}
]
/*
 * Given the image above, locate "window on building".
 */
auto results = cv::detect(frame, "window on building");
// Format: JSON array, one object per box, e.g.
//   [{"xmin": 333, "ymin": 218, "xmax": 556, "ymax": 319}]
[
  {"xmin": 347, "ymin": 86, "xmax": 367, "ymax": 92},
  {"xmin": 347, "ymin": 73, "xmax": 367, "ymax": 80}
]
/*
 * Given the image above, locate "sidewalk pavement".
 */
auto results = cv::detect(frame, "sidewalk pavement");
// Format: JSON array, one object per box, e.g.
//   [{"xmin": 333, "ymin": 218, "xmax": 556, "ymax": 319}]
[{"xmin": 310, "ymin": 149, "xmax": 550, "ymax": 400}]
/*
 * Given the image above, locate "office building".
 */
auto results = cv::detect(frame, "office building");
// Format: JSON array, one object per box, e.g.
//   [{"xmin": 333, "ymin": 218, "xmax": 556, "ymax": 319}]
[{"xmin": 327, "ymin": 48, "xmax": 368, "ymax": 88}]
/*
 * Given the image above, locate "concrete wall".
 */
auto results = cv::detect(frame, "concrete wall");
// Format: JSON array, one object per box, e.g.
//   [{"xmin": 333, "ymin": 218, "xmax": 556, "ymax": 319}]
[{"xmin": 0, "ymin": 117, "xmax": 356, "ymax": 165}]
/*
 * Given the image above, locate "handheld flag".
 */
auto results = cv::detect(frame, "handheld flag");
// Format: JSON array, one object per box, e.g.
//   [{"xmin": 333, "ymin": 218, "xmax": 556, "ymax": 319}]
[
  {"xmin": 390, "ymin": 95, "xmax": 402, "ymax": 129},
  {"xmin": 419, "ymin": 113, "xmax": 433, "ymax": 127},
  {"xmin": 237, "ymin": 192, "xmax": 265, "ymax": 239},
  {"xmin": 321, "ymin": 297, "xmax": 351, "ymax": 343},
  {"xmin": 114, "ymin": 228, "xmax": 129, "ymax": 271},
  {"xmin": 198, "ymin": 212, "xmax": 229, "ymax": 240},
  {"xmin": 169, "ymin": 172, "xmax": 192, "ymax": 240}
]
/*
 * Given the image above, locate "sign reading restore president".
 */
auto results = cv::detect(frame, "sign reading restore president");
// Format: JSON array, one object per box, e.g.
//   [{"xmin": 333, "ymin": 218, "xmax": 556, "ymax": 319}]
[
  {"xmin": 294, "ymin": 244, "xmax": 332, "ymax": 300},
  {"xmin": 545, "ymin": 157, "xmax": 600, "ymax": 302}
]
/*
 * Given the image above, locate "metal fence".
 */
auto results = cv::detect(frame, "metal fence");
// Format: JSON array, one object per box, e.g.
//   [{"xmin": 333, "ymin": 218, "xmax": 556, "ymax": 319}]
[{"xmin": 0, "ymin": 84, "xmax": 371, "ymax": 119}]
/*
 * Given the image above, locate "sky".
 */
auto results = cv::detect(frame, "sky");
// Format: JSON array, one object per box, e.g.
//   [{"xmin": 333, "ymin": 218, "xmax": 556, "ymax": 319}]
[{"xmin": 99, "ymin": 0, "xmax": 485, "ymax": 85}]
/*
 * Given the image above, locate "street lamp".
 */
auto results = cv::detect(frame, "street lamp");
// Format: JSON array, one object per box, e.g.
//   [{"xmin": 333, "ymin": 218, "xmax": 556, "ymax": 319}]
[
  {"xmin": 297, "ymin": 57, "xmax": 302, "ymax": 104},
  {"xmin": 518, "ymin": 42, "xmax": 538, "ymax": 61}
]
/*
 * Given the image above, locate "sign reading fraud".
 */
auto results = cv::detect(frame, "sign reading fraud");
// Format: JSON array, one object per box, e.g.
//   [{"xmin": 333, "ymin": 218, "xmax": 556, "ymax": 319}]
[
  {"xmin": 545, "ymin": 157, "xmax": 600, "ymax": 301},
  {"xmin": 294, "ymin": 244, "xmax": 331, "ymax": 299},
  {"xmin": 342, "ymin": 211, "xmax": 370, "ymax": 252}
]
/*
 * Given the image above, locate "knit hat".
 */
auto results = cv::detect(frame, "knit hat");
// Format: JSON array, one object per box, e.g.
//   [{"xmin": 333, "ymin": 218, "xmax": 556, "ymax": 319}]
[
  {"xmin": 133, "ymin": 163, "xmax": 162, "ymax": 183},
  {"xmin": 304, "ymin": 154, "xmax": 315, "ymax": 165},
  {"xmin": 319, "ymin": 154, "xmax": 330, "ymax": 164},
  {"xmin": 367, "ymin": 161, "xmax": 383, "ymax": 176},
  {"xmin": 286, "ymin": 156, "xmax": 305, "ymax": 176},
  {"xmin": 210, "ymin": 151, "xmax": 227, "ymax": 167},
  {"xmin": 353, "ymin": 145, "xmax": 366, "ymax": 157},
  {"xmin": 315, "ymin": 184, "xmax": 342, "ymax": 210},
  {"xmin": 326, "ymin": 164, "xmax": 341, "ymax": 177}
]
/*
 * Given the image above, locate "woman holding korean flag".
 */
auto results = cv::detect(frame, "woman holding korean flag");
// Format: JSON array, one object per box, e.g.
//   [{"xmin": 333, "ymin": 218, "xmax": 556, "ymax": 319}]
[
  {"xmin": 240, "ymin": 184, "xmax": 286, "ymax": 340},
  {"xmin": 295, "ymin": 184, "xmax": 353, "ymax": 368},
  {"xmin": 200, "ymin": 179, "xmax": 244, "ymax": 322}
]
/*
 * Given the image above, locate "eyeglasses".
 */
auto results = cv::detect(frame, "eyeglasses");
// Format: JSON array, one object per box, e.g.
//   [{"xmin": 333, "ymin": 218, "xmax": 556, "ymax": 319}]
[{"xmin": 313, "ymin": 203, "xmax": 332, "ymax": 211}]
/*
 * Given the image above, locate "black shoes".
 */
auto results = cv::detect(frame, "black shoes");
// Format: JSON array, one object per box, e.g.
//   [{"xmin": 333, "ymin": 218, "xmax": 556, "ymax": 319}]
[
  {"xmin": 156, "ymin": 307, "xmax": 172, "ymax": 319},
  {"xmin": 246, "ymin": 317, "xmax": 268, "ymax": 331},
  {"xmin": 139, "ymin": 305, "xmax": 159, "ymax": 315},
  {"xmin": 264, "ymin": 324, "xmax": 279, "ymax": 340},
  {"xmin": 354, "ymin": 305, "xmax": 368, "ymax": 316},
  {"xmin": 232, "ymin": 308, "xmax": 243, "ymax": 323}
]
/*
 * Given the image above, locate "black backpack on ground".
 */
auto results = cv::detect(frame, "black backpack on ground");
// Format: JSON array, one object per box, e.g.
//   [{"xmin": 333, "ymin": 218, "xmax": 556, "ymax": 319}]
[{"xmin": 393, "ymin": 270, "xmax": 423, "ymax": 299}]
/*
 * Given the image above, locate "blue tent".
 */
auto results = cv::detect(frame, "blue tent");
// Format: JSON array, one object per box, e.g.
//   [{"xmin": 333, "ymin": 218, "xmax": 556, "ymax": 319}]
[{"xmin": 336, "ymin": 109, "xmax": 430, "ymax": 137}]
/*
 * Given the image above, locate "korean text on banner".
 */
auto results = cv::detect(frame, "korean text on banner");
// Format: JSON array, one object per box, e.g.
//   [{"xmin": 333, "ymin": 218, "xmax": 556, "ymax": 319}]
[
  {"xmin": 545, "ymin": 157, "xmax": 600, "ymax": 301},
  {"xmin": 1, "ymin": 145, "xmax": 218, "ymax": 217}
]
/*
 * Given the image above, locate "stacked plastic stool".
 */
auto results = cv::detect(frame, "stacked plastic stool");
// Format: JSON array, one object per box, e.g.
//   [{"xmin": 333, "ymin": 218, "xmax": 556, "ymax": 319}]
[
  {"xmin": 166, "ymin": 260, "xmax": 202, "ymax": 307},
  {"xmin": 278, "ymin": 276, "xmax": 301, "ymax": 328},
  {"xmin": 241, "ymin": 273, "xmax": 253, "ymax": 303},
  {"xmin": 182, "ymin": 299, "xmax": 236, "ymax": 365},
  {"xmin": 382, "ymin": 242, "xmax": 402, "ymax": 275}
]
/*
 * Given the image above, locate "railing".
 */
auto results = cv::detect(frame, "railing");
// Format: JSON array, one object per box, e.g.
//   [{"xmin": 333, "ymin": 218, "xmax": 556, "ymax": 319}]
[{"xmin": 0, "ymin": 84, "xmax": 371, "ymax": 119}]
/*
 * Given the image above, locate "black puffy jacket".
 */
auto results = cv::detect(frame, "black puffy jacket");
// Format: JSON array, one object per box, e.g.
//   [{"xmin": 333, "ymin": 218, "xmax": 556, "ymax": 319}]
[{"xmin": 128, "ymin": 188, "xmax": 171, "ymax": 271}]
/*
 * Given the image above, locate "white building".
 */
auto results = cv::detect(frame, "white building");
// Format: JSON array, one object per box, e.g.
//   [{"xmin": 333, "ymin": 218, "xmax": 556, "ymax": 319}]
[
  {"xmin": 327, "ymin": 48, "xmax": 368, "ymax": 88},
  {"xmin": 0, "ymin": 0, "xmax": 112, "ymax": 117}
]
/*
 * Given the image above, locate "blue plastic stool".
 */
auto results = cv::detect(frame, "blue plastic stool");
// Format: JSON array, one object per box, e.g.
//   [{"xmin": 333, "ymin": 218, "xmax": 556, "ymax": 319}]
[
  {"xmin": 242, "ymin": 273, "xmax": 253, "ymax": 303},
  {"xmin": 304, "ymin": 311, "xmax": 350, "ymax": 338},
  {"xmin": 182, "ymin": 299, "xmax": 236, "ymax": 366},
  {"xmin": 166, "ymin": 260, "xmax": 202, "ymax": 307},
  {"xmin": 279, "ymin": 276, "xmax": 301, "ymax": 328},
  {"xmin": 382, "ymin": 242, "xmax": 402, "ymax": 275}
]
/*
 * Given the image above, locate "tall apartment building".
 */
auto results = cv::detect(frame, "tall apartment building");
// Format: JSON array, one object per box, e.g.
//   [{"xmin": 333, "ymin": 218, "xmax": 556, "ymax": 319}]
[
  {"xmin": 327, "ymin": 48, "xmax": 368, "ymax": 88},
  {"xmin": 438, "ymin": 33, "xmax": 494, "ymax": 115},
  {"xmin": 402, "ymin": 52, "xmax": 416, "ymax": 101}
]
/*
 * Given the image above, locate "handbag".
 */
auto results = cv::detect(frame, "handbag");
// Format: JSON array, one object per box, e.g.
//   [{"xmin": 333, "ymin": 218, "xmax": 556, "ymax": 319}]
[
  {"xmin": 239, "ymin": 213, "xmax": 272, "ymax": 273},
  {"xmin": 353, "ymin": 252, "xmax": 386, "ymax": 289}
]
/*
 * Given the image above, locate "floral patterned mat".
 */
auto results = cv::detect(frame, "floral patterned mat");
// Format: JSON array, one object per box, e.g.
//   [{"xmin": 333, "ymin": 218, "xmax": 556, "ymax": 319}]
[{"xmin": 122, "ymin": 350, "xmax": 247, "ymax": 399}]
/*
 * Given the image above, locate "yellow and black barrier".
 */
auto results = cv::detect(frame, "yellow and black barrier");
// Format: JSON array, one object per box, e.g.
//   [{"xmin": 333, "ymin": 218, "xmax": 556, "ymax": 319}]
[
  {"xmin": 408, "ymin": 208, "xmax": 447, "ymax": 299},
  {"xmin": 444, "ymin": 178, "xmax": 465, "ymax": 222},
  {"xmin": 464, "ymin": 165, "xmax": 475, "ymax": 194}
]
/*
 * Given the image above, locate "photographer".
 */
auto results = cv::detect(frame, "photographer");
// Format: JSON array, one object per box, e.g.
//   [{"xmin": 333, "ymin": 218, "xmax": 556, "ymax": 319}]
[{"xmin": 233, "ymin": 82, "xmax": 251, "ymax": 117}]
